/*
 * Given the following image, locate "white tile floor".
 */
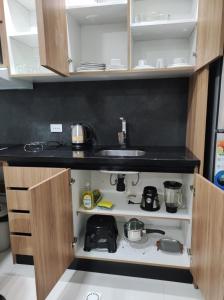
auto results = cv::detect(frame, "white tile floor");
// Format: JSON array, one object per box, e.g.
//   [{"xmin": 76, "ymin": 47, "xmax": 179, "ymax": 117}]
[{"xmin": 0, "ymin": 250, "xmax": 204, "ymax": 300}]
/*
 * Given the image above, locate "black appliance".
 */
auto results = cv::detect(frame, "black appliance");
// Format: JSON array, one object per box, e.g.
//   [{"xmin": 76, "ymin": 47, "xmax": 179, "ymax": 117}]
[
  {"xmin": 140, "ymin": 186, "xmax": 160, "ymax": 211},
  {"xmin": 84, "ymin": 215, "xmax": 118, "ymax": 253}
]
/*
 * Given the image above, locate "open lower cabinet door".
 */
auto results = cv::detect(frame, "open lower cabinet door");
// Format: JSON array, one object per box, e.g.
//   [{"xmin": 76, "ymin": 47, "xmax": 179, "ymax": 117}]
[
  {"xmin": 36, "ymin": 0, "xmax": 69, "ymax": 76},
  {"xmin": 196, "ymin": 0, "xmax": 224, "ymax": 70},
  {"xmin": 191, "ymin": 175, "xmax": 224, "ymax": 300},
  {"xmin": 30, "ymin": 169, "xmax": 74, "ymax": 300}
]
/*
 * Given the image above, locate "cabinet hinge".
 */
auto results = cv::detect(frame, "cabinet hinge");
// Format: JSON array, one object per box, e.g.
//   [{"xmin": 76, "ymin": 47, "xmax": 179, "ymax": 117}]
[
  {"xmin": 190, "ymin": 185, "xmax": 195, "ymax": 197},
  {"xmin": 187, "ymin": 248, "xmax": 192, "ymax": 256},
  {"xmin": 68, "ymin": 58, "xmax": 73, "ymax": 64},
  {"xmin": 193, "ymin": 51, "xmax": 197, "ymax": 57},
  {"xmin": 70, "ymin": 178, "xmax": 75, "ymax": 185},
  {"xmin": 72, "ymin": 237, "xmax": 78, "ymax": 248}
]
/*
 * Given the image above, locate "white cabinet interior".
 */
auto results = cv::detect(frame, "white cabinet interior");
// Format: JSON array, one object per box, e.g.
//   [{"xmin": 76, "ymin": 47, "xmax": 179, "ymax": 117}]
[
  {"xmin": 71, "ymin": 170, "xmax": 194, "ymax": 269},
  {"xmin": 3, "ymin": 0, "xmax": 52, "ymax": 75},
  {"xmin": 3, "ymin": 0, "xmax": 199, "ymax": 78},
  {"xmin": 66, "ymin": 1, "xmax": 128, "ymax": 72},
  {"xmin": 131, "ymin": 0, "xmax": 198, "ymax": 69}
]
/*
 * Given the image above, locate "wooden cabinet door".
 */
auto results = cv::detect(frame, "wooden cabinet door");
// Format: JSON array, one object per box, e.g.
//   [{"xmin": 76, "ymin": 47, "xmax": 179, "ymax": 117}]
[
  {"xmin": 30, "ymin": 169, "xmax": 74, "ymax": 300},
  {"xmin": 0, "ymin": 0, "xmax": 8, "ymax": 66},
  {"xmin": 191, "ymin": 175, "xmax": 224, "ymax": 300},
  {"xmin": 196, "ymin": 0, "xmax": 224, "ymax": 70},
  {"xmin": 36, "ymin": 0, "xmax": 69, "ymax": 76},
  {"xmin": 186, "ymin": 67, "xmax": 209, "ymax": 174}
]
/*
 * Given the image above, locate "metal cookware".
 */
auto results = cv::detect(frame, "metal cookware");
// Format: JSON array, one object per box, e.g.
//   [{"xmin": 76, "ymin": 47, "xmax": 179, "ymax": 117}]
[
  {"xmin": 156, "ymin": 238, "xmax": 183, "ymax": 254},
  {"xmin": 124, "ymin": 218, "xmax": 165, "ymax": 242}
]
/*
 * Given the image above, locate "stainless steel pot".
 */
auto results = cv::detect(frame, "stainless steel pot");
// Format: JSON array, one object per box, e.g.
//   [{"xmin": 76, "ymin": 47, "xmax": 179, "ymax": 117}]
[{"xmin": 124, "ymin": 218, "xmax": 165, "ymax": 242}]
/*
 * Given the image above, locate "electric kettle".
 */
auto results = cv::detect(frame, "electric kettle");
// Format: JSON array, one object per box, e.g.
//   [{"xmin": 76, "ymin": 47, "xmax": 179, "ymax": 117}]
[{"xmin": 71, "ymin": 123, "xmax": 94, "ymax": 149}]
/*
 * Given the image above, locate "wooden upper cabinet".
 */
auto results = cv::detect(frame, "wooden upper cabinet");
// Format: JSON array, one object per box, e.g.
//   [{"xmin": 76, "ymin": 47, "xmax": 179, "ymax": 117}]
[
  {"xmin": 196, "ymin": 0, "xmax": 224, "ymax": 70},
  {"xmin": 36, "ymin": 0, "xmax": 69, "ymax": 76},
  {"xmin": 191, "ymin": 175, "xmax": 224, "ymax": 300},
  {"xmin": 0, "ymin": 0, "xmax": 3, "ymax": 22},
  {"xmin": 186, "ymin": 67, "xmax": 209, "ymax": 173},
  {"xmin": 0, "ymin": 0, "xmax": 8, "ymax": 66}
]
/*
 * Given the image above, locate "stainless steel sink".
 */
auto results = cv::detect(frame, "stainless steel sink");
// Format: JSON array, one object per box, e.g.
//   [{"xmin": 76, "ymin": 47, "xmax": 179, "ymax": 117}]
[{"xmin": 97, "ymin": 149, "xmax": 146, "ymax": 157}]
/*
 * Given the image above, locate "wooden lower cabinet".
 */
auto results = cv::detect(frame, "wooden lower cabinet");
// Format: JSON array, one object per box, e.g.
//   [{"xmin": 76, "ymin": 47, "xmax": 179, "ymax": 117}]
[
  {"xmin": 3, "ymin": 167, "xmax": 224, "ymax": 300},
  {"xmin": 3, "ymin": 167, "xmax": 75, "ymax": 300},
  {"xmin": 191, "ymin": 175, "xmax": 224, "ymax": 300}
]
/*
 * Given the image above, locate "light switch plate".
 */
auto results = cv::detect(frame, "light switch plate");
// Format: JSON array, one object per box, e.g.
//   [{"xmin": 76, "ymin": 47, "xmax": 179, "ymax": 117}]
[{"xmin": 50, "ymin": 124, "xmax": 63, "ymax": 133}]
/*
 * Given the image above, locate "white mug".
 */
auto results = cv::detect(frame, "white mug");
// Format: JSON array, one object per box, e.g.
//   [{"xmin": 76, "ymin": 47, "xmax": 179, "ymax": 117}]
[
  {"xmin": 156, "ymin": 58, "xmax": 165, "ymax": 68},
  {"xmin": 173, "ymin": 57, "xmax": 186, "ymax": 65},
  {"xmin": 138, "ymin": 59, "xmax": 146, "ymax": 67}
]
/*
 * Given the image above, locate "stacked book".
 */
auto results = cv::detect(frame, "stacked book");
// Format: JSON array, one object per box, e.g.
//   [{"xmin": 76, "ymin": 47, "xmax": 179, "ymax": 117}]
[{"xmin": 77, "ymin": 62, "xmax": 106, "ymax": 72}]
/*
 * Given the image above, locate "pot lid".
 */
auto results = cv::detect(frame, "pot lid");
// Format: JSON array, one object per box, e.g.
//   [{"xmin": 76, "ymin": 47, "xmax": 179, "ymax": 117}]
[{"xmin": 0, "ymin": 203, "xmax": 7, "ymax": 218}]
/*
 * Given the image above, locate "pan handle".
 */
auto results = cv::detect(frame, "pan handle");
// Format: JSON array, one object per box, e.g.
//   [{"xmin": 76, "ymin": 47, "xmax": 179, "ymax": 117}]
[{"xmin": 145, "ymin": 229, "xmax": 165, "ymax": 235}]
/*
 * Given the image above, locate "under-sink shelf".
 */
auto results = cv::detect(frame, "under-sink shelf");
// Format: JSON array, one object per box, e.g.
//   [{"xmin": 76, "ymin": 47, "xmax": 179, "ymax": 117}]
[
  {"xmin": 75, "ymin": 223, "xmax": 191, "ymax": 268},
  {"xmin": 77, "ymin": 191, "xmax": 192, "ymax": 221}
]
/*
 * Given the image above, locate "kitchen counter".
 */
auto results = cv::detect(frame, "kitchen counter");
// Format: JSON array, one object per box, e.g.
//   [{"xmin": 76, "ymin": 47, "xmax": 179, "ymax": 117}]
[{"xmin": 0, "ymin": 145, "xmax": 199, "ymax": 173}]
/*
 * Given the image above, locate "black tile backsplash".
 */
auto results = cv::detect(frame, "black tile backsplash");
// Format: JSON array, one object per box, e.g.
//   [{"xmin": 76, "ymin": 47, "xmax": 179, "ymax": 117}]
[{"xmin": 0, "ymin": 79, "xmax": 188, "ymax": 146}]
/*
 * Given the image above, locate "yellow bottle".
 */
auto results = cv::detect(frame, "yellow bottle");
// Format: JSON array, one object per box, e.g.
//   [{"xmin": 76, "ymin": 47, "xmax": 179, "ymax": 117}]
[{"xmin": 82, "ymin": 183, "xmax": 101, "ymax": 210}]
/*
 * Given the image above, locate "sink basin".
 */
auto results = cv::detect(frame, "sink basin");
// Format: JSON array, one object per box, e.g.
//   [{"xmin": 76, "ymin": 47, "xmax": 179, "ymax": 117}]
[{"xmin": 97, "ymin": 149, "xmax": 146, "ymax": 157}]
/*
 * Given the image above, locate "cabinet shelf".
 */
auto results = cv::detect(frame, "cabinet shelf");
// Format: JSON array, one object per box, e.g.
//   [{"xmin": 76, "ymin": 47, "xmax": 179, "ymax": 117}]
[
  {"xmin": 77, "ymin": 192, "xmax": 191, "ymax": 221},
  {"xmin": 131, "ymin": 19, "xmax": 196, "ymax": 41},
  {"xmin": 9, "ymin": 32, "xmax": 38, "ymax": 48},
  {"xmin": 76, "ymin": 223, "xmax": 190, "ymax": 268},
  {"xmin": 16, "ymin": 0, "xmax": 36, "ymax": 11},
  {"xmin": 66, "ymin": 1, "xmax": 127, "ymax": 25},
  {"xmin": 9, "ymin": 66, "xmax": 194, "ymax": 81}
]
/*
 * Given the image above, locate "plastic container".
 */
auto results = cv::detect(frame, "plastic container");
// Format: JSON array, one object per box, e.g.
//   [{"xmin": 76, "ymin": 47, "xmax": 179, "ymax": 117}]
[
  {"xmin": 0, "ymin": 203, "xmax": 10, "ymax": 252},
  {"xmin": 82, "ymin": 183, "xmax": 101, "ymax": 210}
]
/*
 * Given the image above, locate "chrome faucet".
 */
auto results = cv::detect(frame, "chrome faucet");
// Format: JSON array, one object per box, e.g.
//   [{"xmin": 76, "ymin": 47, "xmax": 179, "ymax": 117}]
[{"xmin": 118, "ymin": 117, "xmax": 127, "ymax": 147}]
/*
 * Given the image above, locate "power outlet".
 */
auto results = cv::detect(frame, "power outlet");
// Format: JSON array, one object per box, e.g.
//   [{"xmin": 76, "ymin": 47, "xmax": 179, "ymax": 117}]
[{"xmin": 50, "ymin": 124, "xmax": 63, "ymax": 133}]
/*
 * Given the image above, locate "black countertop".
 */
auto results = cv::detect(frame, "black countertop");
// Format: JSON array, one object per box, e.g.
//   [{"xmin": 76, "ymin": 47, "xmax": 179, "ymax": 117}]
[{"xmin": 0, "ymin": 145, "xmax": 200, "ymax": 173}]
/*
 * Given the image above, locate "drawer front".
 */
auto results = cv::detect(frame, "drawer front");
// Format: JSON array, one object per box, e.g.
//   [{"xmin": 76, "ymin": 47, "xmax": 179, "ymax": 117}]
[
  {"xmin": 8, "ymin": 212, "xmax": 31, "ymax": 234},
  {"xmin": 10, "ymin": 235, "xmax": 33, "ymax": 255},
  {"xmin": 6, "ymin": 190, "xmax": 31, "ymax": 211},
  {"xmin": 4, "ymin": 166, "xmax": 66, "ymax": 188}
]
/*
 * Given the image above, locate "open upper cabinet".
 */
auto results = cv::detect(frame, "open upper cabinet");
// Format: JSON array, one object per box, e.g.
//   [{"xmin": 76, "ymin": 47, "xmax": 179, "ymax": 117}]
[
  {"xmin": 130, "ymin": 0, "xmax": 198, "ymax": 70},
  {"xmin": 2, "ymin": 0, "xmax": 224, "ymax": 79},
  {"xmin": 0, "ymin": 0, "xmax": 8, "ymax": 67},
  {"xmin": 0, "ymin": 0, "xmax": 32, "ymax": 88},
  {"xmin": 3, "ymin": 0, "xmax": 53, "ymax": 76}
]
